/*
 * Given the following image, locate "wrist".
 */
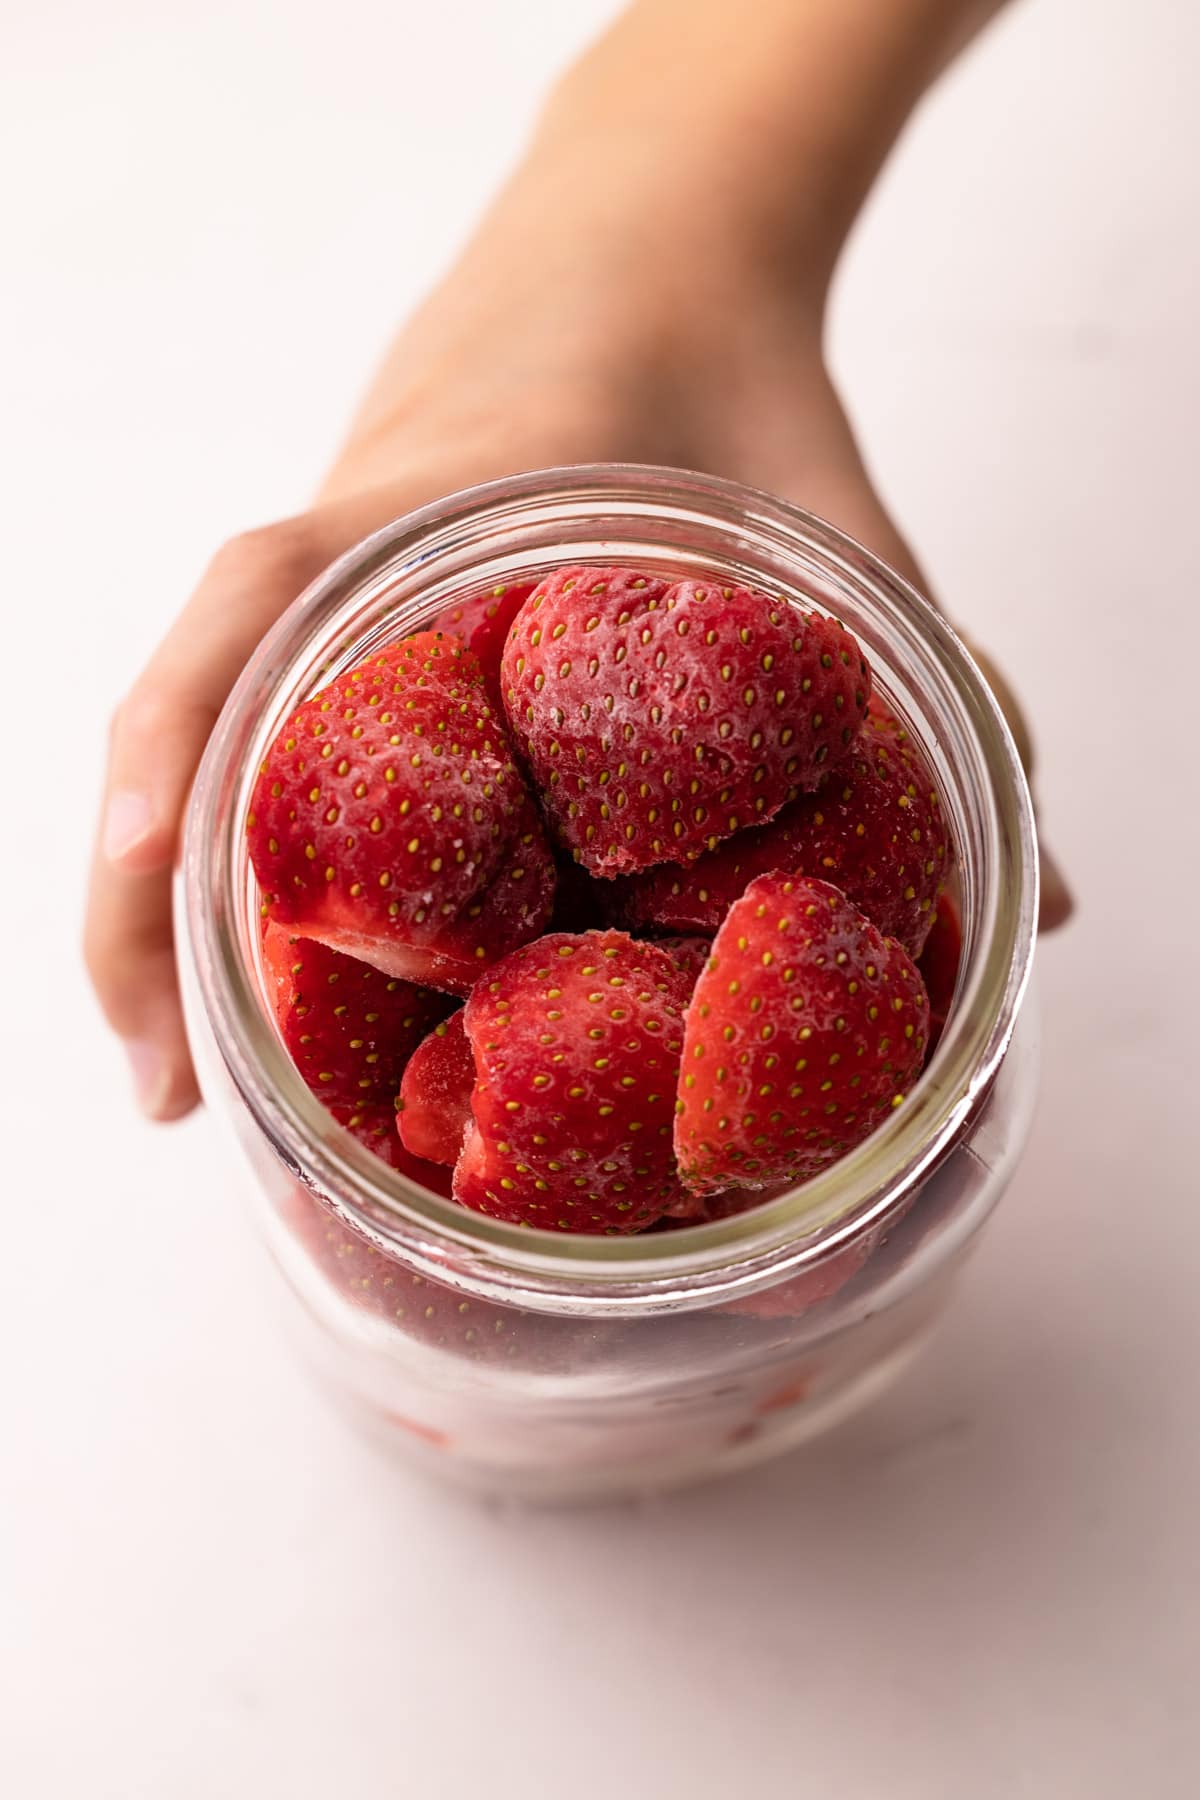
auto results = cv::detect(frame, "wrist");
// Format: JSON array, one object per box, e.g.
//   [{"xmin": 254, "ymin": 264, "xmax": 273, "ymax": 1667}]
[
  {"xmin": 518, "ymin": 94, "xmax": 838, "ymax": 336},
  {"xmin": 536, "ymin": 0, "xmax": 1003, "ymax": 304},
  {"xmin": 530, "ymin": 66, "xmax": 840, "ymax": 316}
]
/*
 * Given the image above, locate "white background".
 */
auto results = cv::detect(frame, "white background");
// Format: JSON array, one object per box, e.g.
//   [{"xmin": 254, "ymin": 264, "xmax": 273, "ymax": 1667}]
[{"xmin": 3, "ymin": 1, "xmax": 1198, "ymax": 1794}]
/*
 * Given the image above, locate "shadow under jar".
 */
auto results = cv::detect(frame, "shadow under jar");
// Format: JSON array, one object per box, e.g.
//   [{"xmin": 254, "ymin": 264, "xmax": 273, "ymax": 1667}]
[{"xmin": 178, "ymin": 465, "xmax": 1039, "ymax": 1502}]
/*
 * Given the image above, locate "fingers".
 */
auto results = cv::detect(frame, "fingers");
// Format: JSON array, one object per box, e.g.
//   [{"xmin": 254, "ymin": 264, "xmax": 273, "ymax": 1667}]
[
  {"xmin": 83, "ymin": 855, "xmax": 199, "ymax": 1120},
  {"xmin": 88, "ymin": 470, "xmax": 484, "ymax": 1121},
  {"xmin": 86, "ymin": 510, "xmax": 383, "ymax": 1120},
  {"xmin": 103, "ymin": 522, "xmax": 323, "ymax": 868}
]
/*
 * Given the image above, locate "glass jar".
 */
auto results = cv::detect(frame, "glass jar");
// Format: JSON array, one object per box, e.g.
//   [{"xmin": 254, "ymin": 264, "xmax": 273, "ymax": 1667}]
[{"xmin": 178, "ymin": 465, "xmax": 1038, "ymax": 1501}]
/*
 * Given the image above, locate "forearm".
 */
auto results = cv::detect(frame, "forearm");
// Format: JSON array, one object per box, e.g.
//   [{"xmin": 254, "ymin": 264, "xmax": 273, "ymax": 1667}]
[
  {"xmin": 536, "ymin": 0, "xmax": 1008, "ymax": 299},
  {"xmin": 326, "ymin": 0, "xmax": 1009, "ymax": 490}
]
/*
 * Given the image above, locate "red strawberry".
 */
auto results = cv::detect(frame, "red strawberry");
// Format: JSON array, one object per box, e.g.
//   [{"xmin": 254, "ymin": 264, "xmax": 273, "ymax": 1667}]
[
  {"xmin": 720, "ymin": 1241, "xmax": 872, "ymax": 1318},
  {"xmin": 397, "ymin": 1010, "xmax": 474, "ymax": 1166},
  {"xmin": 430, "ymin": 579, "xmax": 536, "ymax": 709},
  {"xmin": 395, "ymin": 787, "xmax": 557, "ymax": 995},
  {"xmin": 613, "ymin": 702, "xmax": 947, "ymax": 957},
  {"xmin": 261, "ymin": 924, "xmax": 451, "ymax": 1107},
  {"xmin": 501, "ymin": 566, "xmax": 871, "ymax": 876},
  {"xmin": 453, "ymin": 930, "xmax": 694, "ymax": 1232},
  {"xmin": 917, "ymin": 888, "xmax": 962, "ymax": 1054},
  {"xmin": 280, "ymin": 1185, "xmax": 584, "ymax": 1367},
  {"xmin": 675, "ymin": 874, "xmax": 930, "ymax": 1196},
  {"xmin": 331, "ymin": 1100, "xmax": 454, "ymax": 1197},
  {"xmin": 653, "ymin": 934, "xmax": 714, "ymax": 988},
  {"xmin": 247, "ymin": 632, "xmax": 554, "ymax": 993},
  {"xmin": 689, "ymin": 1182, "xmax": 875, "ymax": 1313}
]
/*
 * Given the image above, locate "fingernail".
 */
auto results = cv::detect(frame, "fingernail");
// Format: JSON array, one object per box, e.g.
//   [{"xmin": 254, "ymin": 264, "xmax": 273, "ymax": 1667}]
[
  {"xmin": 103, "ymin": 790, "xmax": 155, "ymax": 862},
  {"xmin": 126, "ymin": 1039, "xmax": 171, "ymax": 1118}
]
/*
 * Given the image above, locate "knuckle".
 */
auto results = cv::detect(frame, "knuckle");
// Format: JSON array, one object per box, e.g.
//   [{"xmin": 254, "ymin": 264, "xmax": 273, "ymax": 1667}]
[
  {"xmin": 110, "ymin": 684, "xmax": 176, "ymax": 750},
  {"xmin": 206, "ymin": 518, "xmax": 311, "ymax": 594}
]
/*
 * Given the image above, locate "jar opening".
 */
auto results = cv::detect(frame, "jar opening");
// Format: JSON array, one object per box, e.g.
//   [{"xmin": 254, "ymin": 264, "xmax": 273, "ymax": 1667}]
[{"xmin": 182, "ymin": 465, "xmax": 1037, "ymax": 1308}]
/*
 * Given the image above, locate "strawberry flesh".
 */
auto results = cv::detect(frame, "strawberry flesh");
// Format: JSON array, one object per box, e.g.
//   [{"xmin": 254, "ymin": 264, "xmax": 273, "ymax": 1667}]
[
  {"xmin": 501, "ymin": 566, "xmax": 871, "ymax": 877},
  {"xmin": 675, "ymin": 873, "xmax": 930, "ymax": 1195},
  {"xmin": 332, "ymin": 1100, "xmax": 454, "ymax": 1197},
  {"xmin": 398, "ymin": 1011, "xmax": 475, "ymax": 1167},
  {"xmin": 454, "ymin": 930, "xmax": 694, "ymax": 1232},
  {"xmin": 248, "ymin": 632, "xmax": 553, "ymax": 993},
  {"xmin": 430, "ymin": 580, "xmax": 535, "ymax": 710},
  {"xmin": 613, "ymin": 702, "xmax": 947, "ymax": 957}
]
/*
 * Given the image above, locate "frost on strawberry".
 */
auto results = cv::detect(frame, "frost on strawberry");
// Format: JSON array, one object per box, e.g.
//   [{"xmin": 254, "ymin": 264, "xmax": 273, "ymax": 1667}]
[
  {"xmin": 614, "ymin": 701, "xmax": 948, "ymax": 957},
  {"xmin": 453, "ymin": 931, "xmax": 695, "ymax": 1233},
  {"xmin": 501, "ymin": 565, "xmax": 871, "ymax": 878},
  {"xmin": 247, "ymin": 632, "xmax": 554, "ymax": 994},
  {"xmin": 393, "ymin": 788, "xmax": 557, "ymax": 995},
  {"xmin": 675, "ymin": 873, "xmax": 930, "ymax": 1196}
]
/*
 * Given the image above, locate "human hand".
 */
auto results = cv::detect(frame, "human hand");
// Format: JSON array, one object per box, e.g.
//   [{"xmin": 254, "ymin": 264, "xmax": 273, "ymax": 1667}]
[{"xmin": 84, "ymin": 2, "xmax": 1069, "ymax": 1121}]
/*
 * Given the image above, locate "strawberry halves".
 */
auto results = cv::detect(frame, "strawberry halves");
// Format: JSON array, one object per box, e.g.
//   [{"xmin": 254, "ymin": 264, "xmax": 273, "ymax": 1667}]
[
  {"xmin": 248, "ymin": 632, "xmax": 555, "ymax": 994},
  {"xmin": 450, "ymin": 931, "xmax": 697, "ymax": 1233},
  {"xmin": 501, "ymin": 566, "xmax": 871, "ymax": 877},
  {"xmin": 613, "ymin": 702, "xmax": 948, "ymax": 957},
  {"xmin": 674, "ymin": 874, "xmax": 930, "ymax": 1196}
]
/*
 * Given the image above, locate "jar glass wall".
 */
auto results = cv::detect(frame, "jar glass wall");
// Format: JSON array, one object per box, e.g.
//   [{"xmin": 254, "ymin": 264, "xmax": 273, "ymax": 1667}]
[{"xmin": 179, "ymin": 465, "xmax": 1038, "ymax": 1500}]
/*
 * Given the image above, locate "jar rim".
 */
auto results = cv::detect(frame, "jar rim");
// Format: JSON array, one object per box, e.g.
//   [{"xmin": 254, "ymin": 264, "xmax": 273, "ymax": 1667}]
[{"xmin": 181, "ymin": 463, "xmax": 1037, "ymax": 1308}]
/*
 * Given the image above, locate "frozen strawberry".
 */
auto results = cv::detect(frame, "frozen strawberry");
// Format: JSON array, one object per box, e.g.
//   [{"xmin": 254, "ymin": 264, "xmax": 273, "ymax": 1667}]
[
  {"xmin": 501, "ymin": 566, "xmax": 871, "ymax": 876},
  {"xmin": 389, "ymin": 788, "xmax": 557, "ymax": 995},
  {"xmin": 654, "ymin": 934, "xmax": 713, "ymax": 988},
  {"xmin": 281, "ymin": 1186, "xmax": 574, "ymax": 1366},
  {"xmin": 398, "ymin": 1011, "xmax": 474, "ymax": 1166},
  {"xmin": 258, "ymin": 927, "xmax": 452, "ymax": 1191},
  {"xmin": 675, "ymin": 873, "xmax": 930, "ymax": 1196},
  {"xmin": 332, "ymin": 1100, "xmax": 454, "ymax": 1197},
  {"xmin": 261, "ymin": 924, "xmax": 451, "ymax": 1108},
  {"xmin": 721, "ymin": 1240, "xmax": 873, "ymax": 1318},
  {"xmin": 613, "ymin": 702, "xmax": 947, "ymax": 957},
  {"xmin": 917, "ymin": 889, "xmax": 962, "ymax": 1054},
  {"xmin": 453, "ymin": 931, "xmax": 694, "ymax": 1232},
  {"xmin": 430, "ymin": 580, "xmax": 536, "ymax": 708},
  {"xmin": 248, "ymin": 633, "xmax": 553, "ymax": 993},
  {"xmin": 690, "ymin": 1182, "xmax": 875, "ymax": 1312}
]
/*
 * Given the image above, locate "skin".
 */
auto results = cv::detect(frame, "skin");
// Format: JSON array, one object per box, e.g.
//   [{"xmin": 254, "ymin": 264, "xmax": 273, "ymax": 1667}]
[{"xmin": 84, "ymin": 0, "xmax": 1072, "ymax": 1120}]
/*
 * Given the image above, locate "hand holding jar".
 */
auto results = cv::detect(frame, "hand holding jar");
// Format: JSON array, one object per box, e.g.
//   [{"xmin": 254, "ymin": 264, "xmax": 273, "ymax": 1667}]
[
  {"xmin": 84, "ymin": 0, "xmax": 1071, "ymax": 1124},
  {"xmin": 82, "ymin": 0, "xmax": 1069, "ymax": 1496}
]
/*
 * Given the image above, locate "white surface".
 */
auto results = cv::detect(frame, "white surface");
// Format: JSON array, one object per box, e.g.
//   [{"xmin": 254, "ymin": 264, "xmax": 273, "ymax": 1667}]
[{"xmin": 3, "ymin": 1, "xmax": 1198, "ymax": 1794}]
